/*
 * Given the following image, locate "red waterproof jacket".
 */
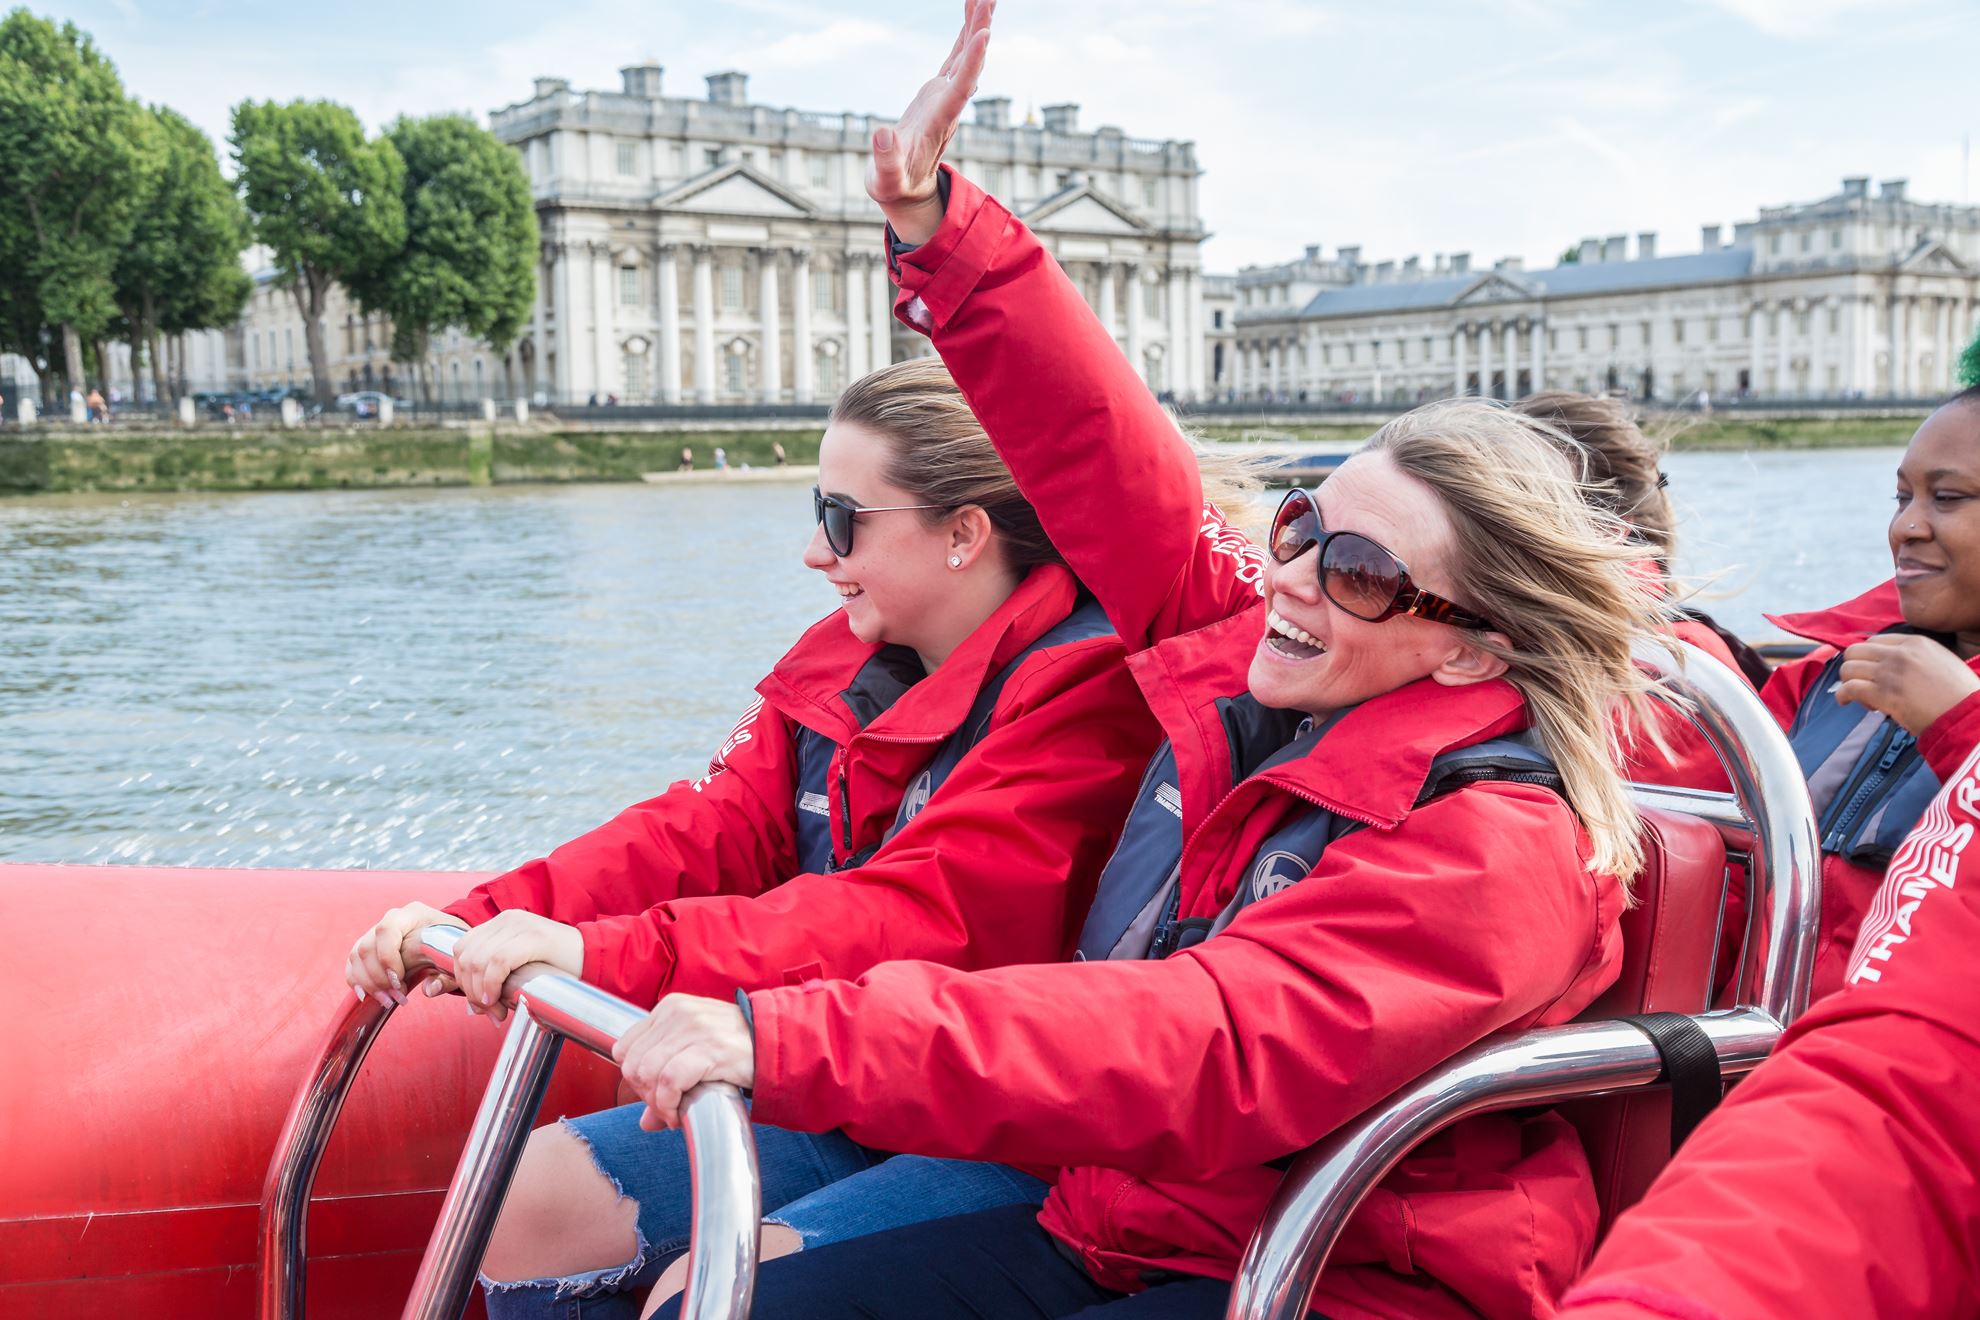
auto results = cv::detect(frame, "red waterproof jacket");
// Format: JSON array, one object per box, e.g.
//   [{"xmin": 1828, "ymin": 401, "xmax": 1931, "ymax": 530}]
[
  {"xmin": 1746, "ymin": 578, "xmax": 1980, "ymax": 997},
  {"xmin": 747, "ymin": 167, "xmax": 1625, "ymax": 1320},
  {"xmin": 1560, "ymin": 706, "xmax": 1980, "ymax": 1320},
  {"xmin": 444, "ymin": 563, "xmax": 1161, "ymax": 1006},
  {"xmin": 1623, "ymin": 611, "xmax": 1747, "ymax": 794}
]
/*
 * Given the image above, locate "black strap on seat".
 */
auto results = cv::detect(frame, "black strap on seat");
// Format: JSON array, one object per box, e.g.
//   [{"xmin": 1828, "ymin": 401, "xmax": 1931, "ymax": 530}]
[{"xmin": 1621, "ymin": 1012, "xmax": 1725, "ymax": 1152}]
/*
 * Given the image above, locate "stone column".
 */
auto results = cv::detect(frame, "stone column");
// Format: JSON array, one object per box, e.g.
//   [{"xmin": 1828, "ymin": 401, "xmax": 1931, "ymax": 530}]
[
  {"xmin": 1477, "ymin": 321, "xmax": 1496, "ymax": 398},
  {"xmin": 1898, "ymin": 296, "xmax": 1915, "ymax": 396},
  {"xmin": 1452, "ymin": 323, "xmax": 1467, "ymax": 396},
  {"xmin": 1747, "ymin": 301, "xmax": 1766, "ymax": 397},
  {"xmin": 1503, "ymin": 318, "xmax": 1519, "ymax": 400},
  {"xmin": 844, "ymin": 255, "xmax": 870, "ymax": 382},
  {"xmin": 1175, "ymin": 269, "xmax": 1198, "ymax": 400},
  {"xmin": 530, "ymin": 245, "xmax": 548, "ymax": 397},
  {"xmin": 1774, "ymin": 302, "xmax": 1791, "ymax": 398},
  {"xmin": 1125, "ymin": 264, "xmax": 1145, "ymax": 382},
  {"xmin": 1844, "ymin": 294, "xmax": 1864, "ymax": 396},
  {"xmin": 1233, "ymin": 340, "xmax": 1249, "ymax": 397},
  {"xmin": 1808, "ymin": 296, "xmax": 1827, "ymax": 398},
  {"xmin": 791, "ymin": 248, "xmax": 814, "ymax": 403},
  {"xmin": 1529, "ymin": 317, "xmax": 1546, "ymax": 392},
  {"xmin": 551, "ymin": 242, "xmax": 577, "ymax": 401},
  {"xmin": 692, "ymin": 246, "xmax": 716, "ymax": 402},
  {"xmin": 1097, "ymin": 264, "xmax": 1118, "ymax": 341},
  {"xmin": 1939, "ymin": 295, "xmax": 1956, "ymax": 392},
  {"xmin": 757, "ymin": 248, "xmax": 782, "ymax": 403},
  {"xmin": 869, "ymin": 261, "xmax": 892, "ymax": 369},
  {"xmin": 657, "ymin": 244, "xmax": 681, "ymax": 403},
  {"xmin": 592, "ymin": 245, "xmax": 615, "ymax": 398}
]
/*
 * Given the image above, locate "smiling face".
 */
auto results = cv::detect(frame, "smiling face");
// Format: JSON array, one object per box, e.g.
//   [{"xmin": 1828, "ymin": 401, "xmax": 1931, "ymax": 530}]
[
  {"xmin": 1248, "ymin": 450, "xmax": 1503, "ymax": 717},
  {"xmin": 1891, "ymin": 400, "xmax": 1980, "ymax": 652},
  {"xmin": 802, "ymin": 419, "xmax": 968, "ymax": 660}
]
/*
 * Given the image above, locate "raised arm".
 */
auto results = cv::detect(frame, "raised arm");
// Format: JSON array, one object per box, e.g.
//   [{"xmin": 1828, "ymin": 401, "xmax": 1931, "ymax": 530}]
[{"xmin": 865, "ymin": 1, "xmax": 1263, "ymax": 648}]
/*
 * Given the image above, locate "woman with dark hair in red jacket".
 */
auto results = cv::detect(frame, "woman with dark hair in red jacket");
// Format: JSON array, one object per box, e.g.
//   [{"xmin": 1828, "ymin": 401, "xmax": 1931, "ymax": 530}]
[
  {"xmin": 339, "ymin": 355, "xmax": 1207, "ymax": 1315},
  {"xmin": 619, "ymin": 7, "xmax": 1686, "ymax": 1317}
]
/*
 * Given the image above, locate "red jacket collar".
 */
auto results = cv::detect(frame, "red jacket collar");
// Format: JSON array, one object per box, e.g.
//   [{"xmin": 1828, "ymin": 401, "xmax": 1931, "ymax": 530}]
[
  {"xmin": 1257, "ymin": 677, "xmax": 1531, "ymax": 829},
  {"xmin": 1765, "ymin": 579, "xmax": 1903, "ymax": 650},
  {"xmin": 1129, "ymin": 606, "xmax": 1531, "ymax": 830},
  {"xmin": 756, "ymin": 563, "xmax": 1084, "ymax": 743}
]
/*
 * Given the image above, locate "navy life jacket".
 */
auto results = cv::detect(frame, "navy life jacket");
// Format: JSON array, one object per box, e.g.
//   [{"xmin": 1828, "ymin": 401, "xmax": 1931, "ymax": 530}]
[
  {"xmin": 1076, "ymin": 693, "xmax": 1562, "ymax": 961},
  {"xmin": 792, "ymin": 596, "xmax": 1115, "ymax": 874},
  {"xmin": 1787, "ymin": 625, "xmax": 1949, "ymax": 869}
]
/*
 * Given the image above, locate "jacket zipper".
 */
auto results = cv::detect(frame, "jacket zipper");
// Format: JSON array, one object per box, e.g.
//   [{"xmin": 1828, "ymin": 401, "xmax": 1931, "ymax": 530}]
[{"xmin": 1821, "ymin": 724, "xmax": 1915, "ymax": 852}]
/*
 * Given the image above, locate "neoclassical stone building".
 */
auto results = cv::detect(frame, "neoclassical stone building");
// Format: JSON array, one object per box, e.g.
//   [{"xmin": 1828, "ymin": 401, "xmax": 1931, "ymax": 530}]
[
  {"xmin": 492, "ymin": 64, "xmax": 1209, "ymax": 404},
  {"xmin": 1229, "ymin": 177, "xmax": 1980, "ymax": 403}
]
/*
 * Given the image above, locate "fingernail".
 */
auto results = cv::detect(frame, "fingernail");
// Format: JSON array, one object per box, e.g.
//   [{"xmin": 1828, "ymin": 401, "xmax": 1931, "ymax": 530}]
[
  {"xmin": 374, "ymin": 991, "xmax": 393, "ymax": 1009},
  {"xmin": 388, "ymin": 971, "xmax": 403, "ymax": 991},
  {"xmin": 466, "ymin": 1001, "xmax": 476, "ymax": 1016},
  {"xmin": 354, "ymin": 985, "xmax": 365, "ymax": 1002},
  {"xmin": 481, "ymin": 991, "xmax": 491, "ymax": 1006},
  {"xmin": 875, "ymin": 126, "xmax": 895, "ymax": 151}
]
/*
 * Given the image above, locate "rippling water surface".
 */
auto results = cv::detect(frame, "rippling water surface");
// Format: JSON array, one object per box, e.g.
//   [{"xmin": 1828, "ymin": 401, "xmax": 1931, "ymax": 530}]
[{"xmin": 0, "ymin": 447, "xmax": 1909, "ymax": 869}]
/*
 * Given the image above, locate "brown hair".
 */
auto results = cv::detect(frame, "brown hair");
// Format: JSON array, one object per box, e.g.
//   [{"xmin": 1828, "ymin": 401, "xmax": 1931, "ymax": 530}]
[
  {"xmin": 1365, "ymin": 400, "xmax": 1677, "ymax": 888},
  {"xmin": 1513, "ymin": 391, "xmax": 1677, "ymax": 566},
  {"xmin": 830, "ymin": 357, "xmax": 1267, "ymax": 571}
]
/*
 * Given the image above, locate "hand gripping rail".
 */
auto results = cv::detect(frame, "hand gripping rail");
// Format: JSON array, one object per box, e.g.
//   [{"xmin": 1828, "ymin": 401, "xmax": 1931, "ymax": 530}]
[
  {"xmin": 1224, "ymin": 641, "xmax": 1822, "ymax": 1320},
  {"xmin": 258, "ymin": 928, "xmax": 761, "ymax": 1320}
]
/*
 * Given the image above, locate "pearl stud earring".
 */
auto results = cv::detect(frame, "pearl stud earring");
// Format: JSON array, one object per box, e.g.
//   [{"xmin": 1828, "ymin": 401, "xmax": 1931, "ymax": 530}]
[{"xmin": 949, "ymin": 555, "xmax": 963, "ymax": 568}]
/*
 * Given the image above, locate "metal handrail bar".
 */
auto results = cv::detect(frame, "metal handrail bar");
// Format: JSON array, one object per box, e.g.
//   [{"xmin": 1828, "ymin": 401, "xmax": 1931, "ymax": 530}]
[
  {"xmin": 258, "ymin": 925, "xmax": 759, "ymax": 1320},
  {"xmin": 1223, "ymin": 642, "xmax": 1824, "ymax": 1320}
]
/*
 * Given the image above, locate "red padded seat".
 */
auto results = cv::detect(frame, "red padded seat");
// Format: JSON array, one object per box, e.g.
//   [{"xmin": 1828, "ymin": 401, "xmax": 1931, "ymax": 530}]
[{"xmin": 1563, "ymin": 807, "xmax": 1731, "ymax": 1232}]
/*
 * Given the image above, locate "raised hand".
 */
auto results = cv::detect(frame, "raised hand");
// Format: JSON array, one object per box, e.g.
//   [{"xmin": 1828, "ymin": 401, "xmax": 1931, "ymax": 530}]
[
  {"xmin": 1836, "ymin": 632, "xmax": 1980, "ymax": 737},
  {"xmin": 867, "ymin": 0, "xmax": 995, "ymax": 244}
]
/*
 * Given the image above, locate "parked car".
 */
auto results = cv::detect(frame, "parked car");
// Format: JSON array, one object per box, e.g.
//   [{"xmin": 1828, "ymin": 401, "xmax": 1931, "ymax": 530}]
[{"xmin": 334, "ymin": 391, "xmax": 412, "ymax": 419}]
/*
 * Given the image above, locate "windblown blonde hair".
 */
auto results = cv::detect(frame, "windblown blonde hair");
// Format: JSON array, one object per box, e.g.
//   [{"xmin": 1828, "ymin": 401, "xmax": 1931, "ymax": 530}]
[
  {"xmin": 832, "ymin": 358, "xmax": 1264, "ymax": 569},
  {"xmin": 1364, "ymin": 399, "xmax": 1675, "ymax": 887}
]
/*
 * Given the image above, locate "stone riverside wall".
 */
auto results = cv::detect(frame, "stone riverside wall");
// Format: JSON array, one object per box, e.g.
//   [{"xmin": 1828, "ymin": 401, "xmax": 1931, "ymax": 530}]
[{"xmin": 0, "ymin": 427, "xmax": 824, "ymax": 495}]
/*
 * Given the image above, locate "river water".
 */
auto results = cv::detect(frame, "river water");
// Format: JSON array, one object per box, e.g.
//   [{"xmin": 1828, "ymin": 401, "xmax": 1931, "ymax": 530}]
[{"xmin": 0, "ymin": 447, "xmax": 1908, "ymax": 869}]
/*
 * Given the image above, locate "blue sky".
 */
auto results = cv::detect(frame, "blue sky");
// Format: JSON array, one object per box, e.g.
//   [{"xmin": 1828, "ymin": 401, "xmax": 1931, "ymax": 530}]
[{"xmin": 37, "ymin": 0, "xmax": 1980, "ymax": 270}]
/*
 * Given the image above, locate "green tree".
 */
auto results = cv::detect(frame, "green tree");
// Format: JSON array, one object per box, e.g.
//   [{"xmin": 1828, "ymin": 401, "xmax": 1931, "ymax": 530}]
[
  {"xmin": 373, "ymin": 114, "xmax": 538, "ymax": 402},
  {"xmin": 0, "ymin": 10, "xmax": 156, "ymax": 393},
  {"xmin": 1960, "ymin": 319, "xmax": 1980, "ymax": 389},
  {"xmin": 232, "ymin": 99, "xmax": 405, "ymax": 402},
  {"xmin": 115, "ymin": 106, "xmax": 250, "ymax": 404}
]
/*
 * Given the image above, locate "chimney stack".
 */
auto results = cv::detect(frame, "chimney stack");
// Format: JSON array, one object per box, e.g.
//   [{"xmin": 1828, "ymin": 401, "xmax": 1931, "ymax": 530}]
[
  {"xmin": 1700, "ymin": 224, "xmax": 1722, "ymax": 250},
  {"xmin": 1880, "ymin": 178, "xmax": 1908, "ymax": 201},
  {"xmin": 1450, "ymin": 251, "xmax": 1470, "ymax": 274},
  {"xmin": 1843, "ymin": 176, "xmax": 1870, "ymax": 200},
  {"xmin": 705, "ymin": 71, "xmax": 748, "ymax": 105},
  {"xmin": 533, "ymin": 76, "xmax": 571, "ymax": 99},
  {"xmin": 1603, "ymin": 234, "xmax": 1628, "ymax": 263},
  {"xmin": 1041, "ymin": 103, "xmax": 1080, "ymax": 134},
  {"xmin": 1578, "ymin": 237, "xmax": 1601, "ymax": 263},
  {"xmin": 973, "ymin": 96, "xmax": 1011, "ymax": 129},
  {"xmin": 1637, "ymin": 231, "xmax": 1657, "ymax": 261}
]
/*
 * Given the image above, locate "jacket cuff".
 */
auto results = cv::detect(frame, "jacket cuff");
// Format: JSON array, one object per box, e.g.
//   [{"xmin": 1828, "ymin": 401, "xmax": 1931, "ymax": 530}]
[
  {"xmin": 1921, "ymin": 687, "xmax": 1980, "ymax": 780},
  {"xmin": 442, "ymin": 894, "xmax": 498, "ymax": 926},
  {"xmin": 573, "ymin": 918, "xmax": 671, "ymax": 1005},
  {"xmin": 740, "ymin": 986, "xmax": 804, "ymax": 1128},
  {"xmin": 887, "ymin": 164, "xmax": 1011, "ymax": 333}
]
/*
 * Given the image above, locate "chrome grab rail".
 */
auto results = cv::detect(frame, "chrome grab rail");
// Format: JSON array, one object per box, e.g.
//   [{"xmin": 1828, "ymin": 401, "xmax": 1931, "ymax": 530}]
[
  {"xmin": 1225, "ymin": 641, "xmax": 1822, "ymax": 1320},
  {"xmin": 259, "ymin": 926, "xmax": 760, "ymax": 1320}
]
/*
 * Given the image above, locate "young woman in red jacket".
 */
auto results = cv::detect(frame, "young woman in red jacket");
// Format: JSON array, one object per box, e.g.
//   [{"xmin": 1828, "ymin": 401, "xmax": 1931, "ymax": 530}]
[
  {"xmin": 1730, "ymin": 387, "xmax": 1980, "ymax": 996},
  {"xmin": 616, "ymin": 8, "xmax": 1683, "ymax": 1317},
  {"xmin": 340, "ymin": 358, "xmax": 1259, "ymax": 1315}
]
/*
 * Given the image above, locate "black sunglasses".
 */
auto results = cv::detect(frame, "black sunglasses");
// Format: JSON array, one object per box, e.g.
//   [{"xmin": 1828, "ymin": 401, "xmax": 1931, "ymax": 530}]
[
  {"xmin": 1267, "ymin": 487, "xmax": 1498, "ymax": 632},
  {"xmin": 813, "ymin": 486, "xmax": 947, "ymax": 558}
]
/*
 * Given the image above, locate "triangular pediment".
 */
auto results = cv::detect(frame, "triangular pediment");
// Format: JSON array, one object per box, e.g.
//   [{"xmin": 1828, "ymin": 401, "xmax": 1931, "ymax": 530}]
[
  {"xmin": 1023, "ymin": 183, "xmax": 1150, "ymax": 236},
  {"xmin": 1451, "ymin": 272, "xmax": 1536, "ymax": 306},
  {"xmin": 654, "ymin": 163, "xmax": 816, "ymax": 219},
  {"xmin": 1896, "ymin": 237, "xmax": 1969, "ymax": 275}
]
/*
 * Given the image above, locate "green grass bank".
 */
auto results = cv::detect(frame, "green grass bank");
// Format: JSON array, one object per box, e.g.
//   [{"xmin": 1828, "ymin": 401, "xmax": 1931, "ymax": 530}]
[{"xmin": 0, "ymin": 413, "xmax": 1923, "ymax": 496}]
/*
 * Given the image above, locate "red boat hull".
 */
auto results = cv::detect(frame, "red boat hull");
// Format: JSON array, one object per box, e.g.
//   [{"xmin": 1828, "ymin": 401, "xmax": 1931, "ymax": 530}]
[{"xmin": 0, "ymin": 865, "xmax": 624, "ymax": 1318}]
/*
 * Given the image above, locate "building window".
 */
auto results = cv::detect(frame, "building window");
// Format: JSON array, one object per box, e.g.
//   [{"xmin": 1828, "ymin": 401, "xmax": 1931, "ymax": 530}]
[
  {"xmin": 1828, "ymin": 306, "xmax": 1840, "ymax": 333},
  {"xmin": 1796, "ymin": 310, "xmax": 1811, "ymax": 334},
  {"xmin": 982, "ymin": 164, "xmax": 1005, "ymax": 196},
  {"xmin": 1830, "ymin": 227, "xmax": 1843, "ymax": 250},
  {"xmin": 1422, "ymin": 335, "xmax": 1433, "ymax": 360},
  {"xmin": 724, "ymin": 348, "xmax": 746, "ymax": 394},
  {"xmin": 284, "ymin": 328, "xmax": 294, "ymax": 366},
  {"xmin": 721, "ymin": 265, "xmax": 743, "ymax": 309},
  {"xmin": 1705, "ymin": 370, "xmax": 1719, "ymax": 394},
  {"xmin": 619, "ymin": 267, "xmax": 640, "ymax": 306},
  {"xmin": 814, "ymin": 268, "xmax": 834, "ymax": 312},
  {"xmin": 1673, "ymin": 318, "xmax": 1685, "ymax": 345},
  {"xmin": 1639, "ymin": 320, "xmax": 1652, "ymax": 348},
  {"xmin": 1827, "ymin": 365, "xmax": 1839, "ymax": 393},
  {"xmin": 1799, "ymin": 231, "xmax": 1812, "ymax": 253},
  {"xmin": 1768, "ymin": 233, "xmax": 1781, "ymax": 255},
  {"xmin": 1707, "ymin": 317, "xmax": 1720, "ymax": 342},
  {"xmin": 705, "ymin": 147, "xmax": 723, "ymax": 169},
  {"xmin": 1213, "ymin": 310, "xmax": 1223, "ymax": 329},
  {"xmin": 810, "ymin": 154, "xmax": 829, "ymax": 189},
  {"xmin": 623, "ymin": 350, "xmax": 647, "ymax": 399},
  {"xmin": 617, "ymin": 142, "xmax": 636, "ymax": 176},
  {"xmin": 1549, "ymin": 328, "xmax": 1559, "ymax": 352},
  {"xmin": 1607, "ymin": 324, "xmax": 1619, "ymax": 350},
  {"xmin": 1346, "ymin": 343, "xmax": 1356, "ymax": 365},
  {"xmin": 1142, "ymin": 177, "xmax": 1158, "ymax": 209},
  {"xmin": 1577, "ymin": 326, "xmax": 1589, "ymax": 351},
  {"xmin": 770, "ymin": 150, "xmax": 785, "ymax": 180},
  {"xmin": 1143, "ymin": 280, "xmax": 1160, "ymax": 319}
]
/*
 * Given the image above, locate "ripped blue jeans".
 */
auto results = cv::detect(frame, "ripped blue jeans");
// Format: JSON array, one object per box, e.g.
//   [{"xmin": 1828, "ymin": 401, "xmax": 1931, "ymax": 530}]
[{"xmin": 480, "ymin": 1101, "xmax": 1049, "ymax": 1319}]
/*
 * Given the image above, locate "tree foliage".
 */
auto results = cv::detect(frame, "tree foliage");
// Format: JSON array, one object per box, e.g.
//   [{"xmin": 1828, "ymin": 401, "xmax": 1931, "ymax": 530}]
[
  {"xmin": 232, "ymin": 98, "xmax": 405, "ymax": 400},
  {"xmin": 0, "ymin": 9, "xmax": 156, "ymax": 386},
  {"xmin": 372, "ymin": 114, "xmax": 538, "ymax": 391},
  {"xmin": 1960, "ymin": 320, "xmax": 1980, "ymax": 390},
  {"xmin": 115, "ymin": 106, "xmax": 250, "ymax": 399}
]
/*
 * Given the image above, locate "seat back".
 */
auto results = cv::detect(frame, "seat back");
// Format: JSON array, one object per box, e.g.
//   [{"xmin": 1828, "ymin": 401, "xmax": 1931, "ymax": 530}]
[{"xmin": 1562, "ymin": 807, "xmax": 1731, "ymax": 1233}]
